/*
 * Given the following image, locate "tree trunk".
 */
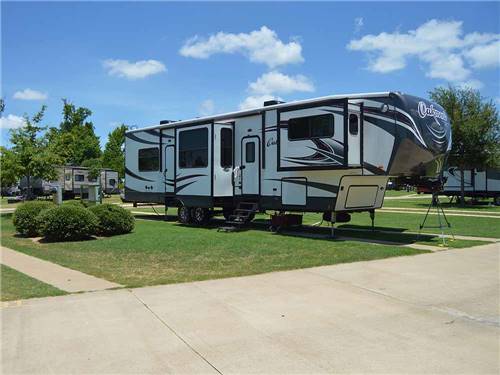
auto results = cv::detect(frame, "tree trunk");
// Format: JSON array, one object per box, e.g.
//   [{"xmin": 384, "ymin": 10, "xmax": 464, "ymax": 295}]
[{"xmin": 460, "ymin": 167, "xmax": 465, "ymax": 207}]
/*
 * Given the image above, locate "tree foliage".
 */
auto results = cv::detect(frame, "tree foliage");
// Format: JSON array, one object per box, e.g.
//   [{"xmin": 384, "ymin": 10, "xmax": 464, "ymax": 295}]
[
  {"xmin": 102, "ymin": 124, "xmax": 127, "ymax": 178},
  {"xmin": 429, "ymin": 85, "xmax": 500, "ymax": 204},
  {"xmin": 6, "ymin": 106, "xmax": 61, "ymax": 196},
  {"xmin": 0, "ymin": 146, "xmax": 21, "ymax": 188},
  {"xmin": 429, "ymin": 86, "xmax": 500, "ymax": 169},
  {"xmin": 47, "ymin": 99, "xmax": 101, "ymax": 166}
]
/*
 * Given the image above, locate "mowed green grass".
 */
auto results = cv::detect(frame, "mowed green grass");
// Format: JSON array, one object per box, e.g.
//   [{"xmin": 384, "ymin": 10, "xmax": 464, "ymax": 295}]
[
  {"xmin": 0, "ymin": 213, "xmax": 426, "ymax": 288},
  {"xmin": 1, "ymin": 265, "xmax": 66, "ymax": 301}
]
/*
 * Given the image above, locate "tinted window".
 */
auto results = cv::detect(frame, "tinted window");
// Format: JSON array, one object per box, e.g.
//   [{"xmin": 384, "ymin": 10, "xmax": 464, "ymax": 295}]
[
  {"xmin": 65, "ymin": 173, "xmax": 71, "ymax": 181},
  {"xmin": 245, "ymin": 142, "xmax": 255, "ymax": 163},
  {"xmin": 138, "ymin": 148, "xmax": 160, "ymax": 171},
  {"xmin": 288, "ymin": 114, "xmax": 334, "ymax": 140},
  {"xmin": 220, "ymin": 128, "xmax": 233, "ymax": 168},
  {"xmin": 179, "ymin": 128, "xmax": 208, "ymax": 168},
  {"xmin": 109, "ymin": 179, "xmax": 116, "ymax": 186},
  {"xmin": 349, "ymin": 114, "xmax": 359, "ymax": 135},
  {"xmin": 75, "ymin": 174, "xmax": 85, "ymax": 182}
]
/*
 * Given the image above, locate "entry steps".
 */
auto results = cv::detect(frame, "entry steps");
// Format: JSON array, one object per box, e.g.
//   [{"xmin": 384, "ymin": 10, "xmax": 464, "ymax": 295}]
[{"xmin": 218, "ymin": 201, "xmax": 258, "ymax": 232}]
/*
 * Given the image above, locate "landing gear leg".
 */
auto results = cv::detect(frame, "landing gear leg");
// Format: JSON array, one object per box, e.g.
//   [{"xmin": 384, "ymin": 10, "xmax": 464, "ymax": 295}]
[
  {"xmin": 369, "ymin": 209, "xmax": 375, "ymax": 231},
  {"xmin": 330, "ymin": 212, "xmax": 336, "ymax": 238}
]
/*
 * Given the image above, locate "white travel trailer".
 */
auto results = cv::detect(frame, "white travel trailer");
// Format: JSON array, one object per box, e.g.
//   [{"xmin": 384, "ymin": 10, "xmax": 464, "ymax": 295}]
[
  {"xmin": 441, "ymin": 167, "xmax": 500, "ymax": 205},
  {"xmin": 21, "ymin": 166, "xmax": 120, "ymax": 198},
  {"xmin": 125, "ymin": 92, "xmax": 452, "ymax": 224},
  {"xmin": 58, "ymin": 166, "xmax": 119, "ymax": 198}
]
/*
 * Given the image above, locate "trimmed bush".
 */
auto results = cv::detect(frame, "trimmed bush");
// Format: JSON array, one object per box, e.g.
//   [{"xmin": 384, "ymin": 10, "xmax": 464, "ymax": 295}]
[
  {"xmin": 88, "ymin": 204, "xmax": 135, "ymax": 236},
  {"xmin": 38, "ymin": 205, "xmax": 98, "ymax": 241},
  {"xmin": 12, "ymin": 201, "xmax": 55, "ymax": 237}
]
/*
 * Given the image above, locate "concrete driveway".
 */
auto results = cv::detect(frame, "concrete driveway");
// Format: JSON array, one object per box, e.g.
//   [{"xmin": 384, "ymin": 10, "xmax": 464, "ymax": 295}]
[{"xmin": 2, "ymin": 243, "xmax": 499, "ymax": 374}]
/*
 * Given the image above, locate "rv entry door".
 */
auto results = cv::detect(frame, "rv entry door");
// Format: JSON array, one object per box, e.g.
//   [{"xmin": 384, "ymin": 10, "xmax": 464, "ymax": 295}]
[
  {"xmin": 164, "ymin": 145, "xmax": 175, "ymax": 194},
  {"xmin": 241, "ymin": 137, "xmax": 259, "ymax": 195},
  {"xmin": 348, "ymin": 103, "xmax": 362, "ymax": 166}
]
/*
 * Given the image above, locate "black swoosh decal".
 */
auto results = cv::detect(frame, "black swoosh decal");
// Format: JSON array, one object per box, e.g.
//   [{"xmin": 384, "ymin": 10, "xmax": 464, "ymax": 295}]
[
  {"xmin": 126, "ymin": 133, "xmax": 159, "ymax": 145},
  {"xmin": 125, "ymin": 168, "xmax": 155, "ymax": 182},
  {"xmin": 266, "ymin": 179, "xmax": 338, "ymax": 194},
  {"xmin": 176, "ymin": 174, "xmax": 206, "ymax": 183},
  {"xmin": 145, "ymin": 129, "xmax": 174, "ymax": 139},
  {"xmin": 175, "ymin": 180, "xmax": 197, "ymax": 193}
]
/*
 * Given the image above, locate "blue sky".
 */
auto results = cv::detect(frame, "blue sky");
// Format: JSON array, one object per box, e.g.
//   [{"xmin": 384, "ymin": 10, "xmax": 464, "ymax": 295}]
[{"xmin": 2, "ymin": 1, "xmax": 499, "ymax": 147}]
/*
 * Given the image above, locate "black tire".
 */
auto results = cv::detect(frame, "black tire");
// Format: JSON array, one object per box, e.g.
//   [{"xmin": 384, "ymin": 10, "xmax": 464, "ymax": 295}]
[
  {"xmin": 494, "ymin": 196, "xmax": 500, "ymax": 206},
  {"xmin": 178, "ymin": 206, "xmax": 191, "ymax": 224},
  {"xmin": 192, "ymin": 207, "xmax": 209, "ymax": 225},
  {"xmin": 223, "ymin": 208, "xmax": 233, "ymax": 221}
]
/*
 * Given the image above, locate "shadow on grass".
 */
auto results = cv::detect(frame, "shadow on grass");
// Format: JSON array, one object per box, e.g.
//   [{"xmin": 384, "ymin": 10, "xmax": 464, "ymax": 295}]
[{"xmin": 134, "ymin": 213, "xmax": 439, "ymax": 246}]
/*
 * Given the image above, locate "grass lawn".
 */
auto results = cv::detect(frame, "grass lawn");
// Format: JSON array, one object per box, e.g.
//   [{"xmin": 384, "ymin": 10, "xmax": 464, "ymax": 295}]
[
  {"xmin": 1, "ymin": 213, "xmax": 429, "ymax": 288},
  {"xmin": 1, "ymin": 265, "xmax": 66, "ymax": 301},
  {"xmin": 128, "ymin": 206, "xmax": 499, "ymax": 240},
  {"xmin": 340, "ymin": 211, "xmax": 500, "ymax": 238}
]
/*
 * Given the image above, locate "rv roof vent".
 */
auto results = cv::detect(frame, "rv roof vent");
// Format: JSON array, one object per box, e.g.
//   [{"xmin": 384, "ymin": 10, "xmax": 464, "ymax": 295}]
[
  {"xmin": 263, "ymin": 100, "xmax": 286, "ymax": 107},
  {"xmin": 160, "ymin": 120, "xmax": 175, "ymax": 125}
]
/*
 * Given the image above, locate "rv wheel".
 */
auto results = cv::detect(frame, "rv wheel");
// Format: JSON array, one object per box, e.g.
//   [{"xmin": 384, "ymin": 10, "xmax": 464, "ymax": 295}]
[
  {"xmin": 192, "ymin": 207, "xmax": 209, "ymax": 225},
  {"xmin": 178, "ymin": 206, "xmax": 191, "ymax": 224},
  {"xmin": 494, "ymin": 196, "xmax": 500, "ymax": 206}
]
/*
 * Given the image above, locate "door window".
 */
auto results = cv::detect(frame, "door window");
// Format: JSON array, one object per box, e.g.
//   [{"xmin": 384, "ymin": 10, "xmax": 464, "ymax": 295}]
[
  {"xmin": 349, "ymin": 114, "xmax": 359, "ymax": 135},
  {"xmin": 220, "ymin": 128, "xmax": 233, "ymax": 168},
  {"xmin": 245, "ymin": 142, "xmax": 255, "ymax": 163}
]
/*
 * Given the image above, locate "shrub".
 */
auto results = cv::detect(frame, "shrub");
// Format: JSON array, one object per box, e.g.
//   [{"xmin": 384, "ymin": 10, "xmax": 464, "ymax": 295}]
[
  {"xmin": 88, "ymin": 204, "xmax": 135, "ymax": 236},
  {"xmin": 38, "ymin": 205, "xmax": 98, "ymax": 241},
  {"xmin": 12, "ymin": 201, "xmax": 55, "ymax": 237}
]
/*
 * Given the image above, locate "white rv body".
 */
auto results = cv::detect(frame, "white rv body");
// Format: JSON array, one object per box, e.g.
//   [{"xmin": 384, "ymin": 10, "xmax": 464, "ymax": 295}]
[
  {"xmin": 442, "ymin": 167, "xmax": 500, "ymax": 202},
  {"xmin": 125, "ymin": 92, "xmax": 452, "ymax": 217}
]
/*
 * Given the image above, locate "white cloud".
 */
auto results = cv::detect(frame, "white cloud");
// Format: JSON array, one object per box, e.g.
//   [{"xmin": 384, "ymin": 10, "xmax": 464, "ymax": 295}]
[
  {"xmin": 240, "ymin": 71, "xmax": 315, "ymax": 110},
  {"xmin": 180, "ymin": 26, "xmax": 304, "ymax": 68},
  {"xmin": 347, "ymin": 19, "xmax": 500, "ymax": 83},
  {"xmin": 239, "ymin": 94, "xmax": 281, "ymax": 110},
  {"xmin": 199, "ymin": 99, "xmax": 215, "ymax": 116},
  {"xmin": 103, "ymin": 59, "xmax": 166, "ymax": 79},
  {"xmin": 13, "ymin": 88, "xmax": 48, "ymax": 101},
  {"xmin": 248, "ymin": 71, "xmax": 314, "ymax": 95},
  {"xmin": 464, "ymin": 40, "xmax": 500, "ymax": 68},
  {"xmin": 0, "ymin": 114, "xmax": 26, "ymax": 129},
  {"xmin": 354, "ymin": 17, "xmax": 364, "ymax": 34},
  {"xmin": 457, "ymin": 79, "xmax": 484, "ymax": 90}
]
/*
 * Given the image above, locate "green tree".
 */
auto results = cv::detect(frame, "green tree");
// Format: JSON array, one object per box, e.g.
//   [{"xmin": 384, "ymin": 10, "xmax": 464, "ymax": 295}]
[
  {"xmin": 81, "ymin": 158, "xmax": 102, "ymax": 181},
  {"xmin": 0, "ymin": 146, "xmax": 21, "ymax": 189},
  {"xmin": 429, "ymin": 86, "xmax": 500, "ymax": 204},
  {"xmin": 48, "ymin": 99, "xmax": 101, "ymax": 165},
  {"xmin": 8, "ymin": 106, "xmax": 61, "ymax": 198},
  {"xmin": 102, "ymin": 124, "xmax": 127, "ymax": 178}
]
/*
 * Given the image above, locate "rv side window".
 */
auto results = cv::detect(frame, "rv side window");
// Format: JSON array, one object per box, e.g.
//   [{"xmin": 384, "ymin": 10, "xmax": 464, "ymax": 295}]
[
  {"xmin": 65, "ymin": 173, "xmax": 71, "ymax": 181},
  {"xmin": 74, "ymin": 174, "xmax": 85, "ymax": 182},
  {"xmin": 109, "ymin": 179, "xmax": 116, "ymax": 186},
  {"xmin": 138, "ymin": 147, "xmax": 160, "ymax": 171},
  {"xmin": 179, "ymin": 128, "xmax": 208, "ymax": 168},
  {"xmin": 349, "ymin": 114, "xmax": 359, "ymax": 135},
  {"xmin": 220, "ymin": 128, "xmax": 233, "ymax": 168},
  {"xmin": 245, "ymin": 142, "xmax": 255, "ymax": 163},
  {"xmin": 288, "ymin": 114, "xmax": 334, "ymax": 140}
]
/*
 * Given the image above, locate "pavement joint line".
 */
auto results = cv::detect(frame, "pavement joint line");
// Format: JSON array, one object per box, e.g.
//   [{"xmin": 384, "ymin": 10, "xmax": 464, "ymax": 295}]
[
  {"xmin": 304, "ymin": 261, "xmax": 500, "ymax": 330},
  {"xmin": 128, "ymin": 289, "xmax": 224, "ymax": 375}
]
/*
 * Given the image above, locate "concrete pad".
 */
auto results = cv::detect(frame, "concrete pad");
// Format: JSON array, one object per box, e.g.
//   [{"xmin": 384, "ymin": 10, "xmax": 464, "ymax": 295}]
[
  {"xmin": 1, "ymin": 290, "xmax": 217, "ymax": 374},
  {"xmin": 0, "ymin": 246, "xmax": 121, "ymax": 292},
  {"xmin": 2, "ymin": 245, "xmax": 499, "ymax": 373}
]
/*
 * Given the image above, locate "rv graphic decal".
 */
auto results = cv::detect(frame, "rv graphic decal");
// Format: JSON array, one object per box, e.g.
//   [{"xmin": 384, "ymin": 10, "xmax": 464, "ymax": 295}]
[
  {"xmin": 282, "ymin": 138, "xmax": 344, "ymax": 166},
  {"xmin": 125, "ymin": 168, "xmax": 155, "ymax": 182},
  {"xmin": 418, "ymin": 101, "xmax": 448, "ymax": 121}
]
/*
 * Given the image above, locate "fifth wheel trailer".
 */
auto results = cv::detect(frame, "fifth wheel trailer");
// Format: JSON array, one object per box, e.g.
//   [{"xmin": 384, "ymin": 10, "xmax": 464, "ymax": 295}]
[
  {"xmin": 125, "ymin": 92, "xmax": 452, "ymax": 224},
  {"xmin": 441, "ymin": 167, "xmax": 500, "ymax": 205}
]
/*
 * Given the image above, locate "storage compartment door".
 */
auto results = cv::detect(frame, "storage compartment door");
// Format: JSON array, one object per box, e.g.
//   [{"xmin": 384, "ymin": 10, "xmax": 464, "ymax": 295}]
[{"xmin": 282, "ymin": 178, "xmax": 306, "ymax": 206}]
